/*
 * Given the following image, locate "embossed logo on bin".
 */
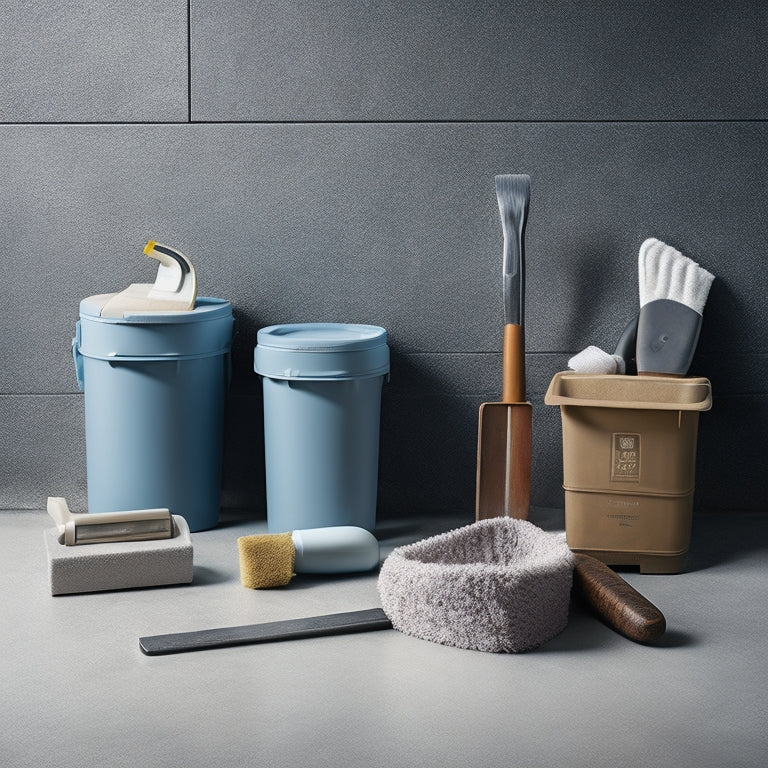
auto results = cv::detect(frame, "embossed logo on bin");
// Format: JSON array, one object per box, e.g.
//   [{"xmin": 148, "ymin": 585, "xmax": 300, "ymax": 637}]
[{"xmin": 612, "ymin": 433, "xmax": 640, "ymax": 481}]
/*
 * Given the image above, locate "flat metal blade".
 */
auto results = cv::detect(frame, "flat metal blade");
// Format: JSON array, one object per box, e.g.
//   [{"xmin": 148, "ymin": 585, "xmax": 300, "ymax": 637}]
[{"xmin": 476, "ymin": 401, "xmax": 532, "ymax": 520}]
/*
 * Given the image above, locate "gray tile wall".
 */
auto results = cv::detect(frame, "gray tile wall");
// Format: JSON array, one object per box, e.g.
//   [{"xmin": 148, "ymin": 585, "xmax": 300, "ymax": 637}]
[{"xmin": 2, "ymin": 1, "xmax": 765, "ymax": 516}]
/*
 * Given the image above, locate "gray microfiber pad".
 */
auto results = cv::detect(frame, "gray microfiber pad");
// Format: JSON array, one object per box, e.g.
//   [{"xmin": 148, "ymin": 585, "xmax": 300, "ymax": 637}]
[
  {"xmin": 378, "ymin": 517, "xmax": 574, "ymax": 653},
  {"xmin": 44, "ymin": 515, "xmax": 193, "ymax": 595}
]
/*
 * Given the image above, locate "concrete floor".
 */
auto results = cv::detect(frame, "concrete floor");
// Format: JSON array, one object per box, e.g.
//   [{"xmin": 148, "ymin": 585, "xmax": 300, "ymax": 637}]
[{"xmin": 2, "ymin": 508, "xmax": 766, "ymax": 768}]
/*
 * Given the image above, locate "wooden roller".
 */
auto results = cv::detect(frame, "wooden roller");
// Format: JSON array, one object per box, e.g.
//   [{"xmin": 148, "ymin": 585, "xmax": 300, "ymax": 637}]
[{"xmin": 572, "ymin": 552, "xmax": 667, "ymax": 644}]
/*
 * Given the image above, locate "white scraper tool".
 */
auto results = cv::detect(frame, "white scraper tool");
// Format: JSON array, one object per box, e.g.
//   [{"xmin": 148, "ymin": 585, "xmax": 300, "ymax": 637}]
[{"xmin": 99, "ymin": 241, "xmax": 197, "ymax": 318}]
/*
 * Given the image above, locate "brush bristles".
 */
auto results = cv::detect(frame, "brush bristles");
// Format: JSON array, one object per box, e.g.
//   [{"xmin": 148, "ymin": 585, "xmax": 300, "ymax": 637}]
[
  {"xmin": 495, "ymin": 174, "xmax": 531, "ymax": 223},
  {"xmin": 238, "ymin": 532, "xmax": 296, "ymax": 589},
  {"xmin": 639, "ymin": 238, "xmax": 714, "ymax": 314}
]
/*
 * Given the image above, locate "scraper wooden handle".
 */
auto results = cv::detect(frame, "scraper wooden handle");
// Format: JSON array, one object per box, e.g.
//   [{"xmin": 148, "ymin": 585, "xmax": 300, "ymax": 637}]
[
  {"xmin": 572, "ymin": 553, "xmax": 666, "ymax": 644},
  {"xmin": 502, "ymin": 323, "xmax": 526, "ymax": 403}
]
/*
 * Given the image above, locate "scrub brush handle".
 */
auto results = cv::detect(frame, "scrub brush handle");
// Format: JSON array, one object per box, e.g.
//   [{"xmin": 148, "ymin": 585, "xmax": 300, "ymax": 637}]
[
  {"xmin": 572, "ymin": 553, "xmax": 666, "ymax": 644},
  {"xmin": 502, "ymin": 323, "xmax": 526, "ymax": 403}
]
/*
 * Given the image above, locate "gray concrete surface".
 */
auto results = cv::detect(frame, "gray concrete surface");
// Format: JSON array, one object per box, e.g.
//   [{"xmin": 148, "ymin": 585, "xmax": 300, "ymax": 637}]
[{"xmin": 2, "ymin": 508, "xmax": 766, "ymax": 768}]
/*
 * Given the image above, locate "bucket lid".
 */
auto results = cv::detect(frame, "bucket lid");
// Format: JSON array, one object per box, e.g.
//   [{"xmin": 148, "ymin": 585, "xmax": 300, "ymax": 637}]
[
  {"xmin": 254, "ymin": 323, "xmax": 389, "ymax": 380},
  {"xmin": 77, "ymin": 297, "xmax": 233, "ymax": 360},
  {"xmin": 79, "ymin": 295, "xmax": 231, "ymax": 325}
]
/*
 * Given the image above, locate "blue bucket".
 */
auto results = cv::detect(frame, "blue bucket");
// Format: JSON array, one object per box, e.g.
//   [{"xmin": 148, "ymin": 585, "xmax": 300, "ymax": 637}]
[
  {"xmin": 254, "ymin": 323, "xmax": 389, "ymax": 533},
  {"xmin": 74, "ymin": 297, "xmax": 234, "ymax": 531}
]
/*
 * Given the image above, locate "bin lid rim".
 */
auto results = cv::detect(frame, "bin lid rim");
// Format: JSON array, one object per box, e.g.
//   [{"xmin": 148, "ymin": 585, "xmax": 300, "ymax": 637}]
[
  {"xmin": 256, "ymin": 323, "xmax": 387, "ymax": 352},
  {"xmin": 544, "ymin": 371, "xmax": 712, "ymax": 411},
  {"xmin": 254, "ymin": 323, "xmax": 389, "ymax": 379},
  {"xmin": 79, "ymin": 296, "xmax": 232, "ymax": 324}
]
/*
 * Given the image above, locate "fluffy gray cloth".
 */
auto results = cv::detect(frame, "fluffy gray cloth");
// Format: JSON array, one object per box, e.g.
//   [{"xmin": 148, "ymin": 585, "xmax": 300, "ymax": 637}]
[{"xmin": 378, "ymin": 517, "xmax": 574, "ymax": 653}]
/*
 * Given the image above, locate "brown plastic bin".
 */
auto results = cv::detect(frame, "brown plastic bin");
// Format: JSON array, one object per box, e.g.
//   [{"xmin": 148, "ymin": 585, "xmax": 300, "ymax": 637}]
[{"xmin": 545, "ymin": 373, "xmax": 712, "ymax": 573}]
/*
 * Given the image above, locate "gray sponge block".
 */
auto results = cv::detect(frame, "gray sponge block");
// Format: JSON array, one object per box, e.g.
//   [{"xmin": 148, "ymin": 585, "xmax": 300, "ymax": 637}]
[
  {"xmin": 44, "ymin": 515, "xmax": 194, "ymax": 595},
  {"xmin": 378, "ymin": 518, "xmax": 574, "ymax": 653}
]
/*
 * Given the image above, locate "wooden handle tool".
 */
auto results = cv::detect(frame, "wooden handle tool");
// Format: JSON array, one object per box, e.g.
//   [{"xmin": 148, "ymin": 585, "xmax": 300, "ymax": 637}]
[
  {"xmin": 572, "ymin": 552, "xmax": 667, "ymax": 644},
  {"xmin": 476, "ymin": 175, "xmax": 532, "ymax": 522}
]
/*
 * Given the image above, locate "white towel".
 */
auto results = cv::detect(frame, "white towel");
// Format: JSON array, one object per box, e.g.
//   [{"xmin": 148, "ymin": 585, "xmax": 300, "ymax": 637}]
[
  {"xmin": 568, "ymin": 345, "xmax": 626, "ymax": 375},
  {"xmin": 639, "ymin": 237, "xmax": 714, "ymax": 315}
]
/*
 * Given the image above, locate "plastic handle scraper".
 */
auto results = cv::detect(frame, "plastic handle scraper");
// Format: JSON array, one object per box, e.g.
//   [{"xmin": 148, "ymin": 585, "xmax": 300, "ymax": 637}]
[{"xmin": 99, "ymin": 241, "xmax": 197, "ymax": 318}]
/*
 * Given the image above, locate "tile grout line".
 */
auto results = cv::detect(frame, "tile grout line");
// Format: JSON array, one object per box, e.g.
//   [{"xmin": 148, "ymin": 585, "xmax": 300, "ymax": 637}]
[
  {"xmin": 187, "ymin": 0, "xmax": 192, "ymax": 123},
  {"xmin": 0, "ymin": 119, "xmax": 766, "ymax": 127}
]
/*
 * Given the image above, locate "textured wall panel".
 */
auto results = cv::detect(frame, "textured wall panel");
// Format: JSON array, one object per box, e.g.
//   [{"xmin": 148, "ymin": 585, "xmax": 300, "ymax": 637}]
[
  {"xmin": 0, "ymin": 0, "xmax": 188, "ymax": 122},
  {"xmin": 1, "ymin": 3, "xmax": 765, "ymax": 514},
  {"xmin": 1, "ymin": 122, "xmax": 763, "ymax": 396},
  {"xmin": 191, "ymin": 0, "xmax": 768, "ymax": 121},
  {"xmin": 1, "ymin": 383, "xmax": 745, "ymax": 517}
]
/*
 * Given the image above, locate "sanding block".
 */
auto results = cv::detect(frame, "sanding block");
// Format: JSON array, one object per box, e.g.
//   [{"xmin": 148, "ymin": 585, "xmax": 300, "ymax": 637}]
[{"xmin": 45, "ymin": 514, "xmax": 193, "ymax": 595}]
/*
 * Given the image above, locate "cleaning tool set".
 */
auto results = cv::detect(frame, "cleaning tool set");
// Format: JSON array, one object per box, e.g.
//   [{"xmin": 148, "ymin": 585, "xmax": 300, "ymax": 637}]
[
  {"xmin": 44, "ymin": 499, "xmax": 193, "ymax": 595},
  {"xmin": 238, "ymin": 526, "xmax": 381, "ymax": 588},
  {"xmin": 556, "ymin": 239, "xmax": 714, "ymax": 571},
  {"xmin": 139, "ymin": 518, "xmax": 665, "ymax": 655},
  {"xmin": 58, "ymin": 201, "xmax": 690, "ymax": 662},
  {"xmin": 476, "ymin": 174, "xmax": 532, "ymax": 521}
]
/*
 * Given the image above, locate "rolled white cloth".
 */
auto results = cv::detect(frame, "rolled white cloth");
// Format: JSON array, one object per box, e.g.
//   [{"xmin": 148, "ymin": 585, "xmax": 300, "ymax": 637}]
[{"xmin": 567, "ymin": 345, "xmax": 626, "ymax": 375}]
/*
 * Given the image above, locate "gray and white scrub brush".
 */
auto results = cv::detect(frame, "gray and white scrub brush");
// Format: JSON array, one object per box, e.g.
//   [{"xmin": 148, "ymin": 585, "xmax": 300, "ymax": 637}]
[
  {"xmin": 636, "ymin": 238, "xmax": 714, "ymax": 376},
  {"xmin": 569, "ymin": 238, "xmax": 714, "ymax": 377}
]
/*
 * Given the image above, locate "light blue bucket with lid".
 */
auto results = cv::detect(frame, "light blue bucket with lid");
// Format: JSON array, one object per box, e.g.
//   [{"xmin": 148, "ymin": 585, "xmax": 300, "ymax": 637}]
[
  {"xmin": 254, "ymin": 323, "xmax": 389, "ymax": 533},
  {"xmin": 74, "ymin": 297, "xmax": 233, "ymax": 531}
]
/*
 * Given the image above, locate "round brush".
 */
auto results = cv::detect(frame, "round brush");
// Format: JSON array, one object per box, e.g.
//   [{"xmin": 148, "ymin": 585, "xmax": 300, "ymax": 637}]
[{"xmin": 238, "ymin": 526, "xmax": 380, "ymax": 588}]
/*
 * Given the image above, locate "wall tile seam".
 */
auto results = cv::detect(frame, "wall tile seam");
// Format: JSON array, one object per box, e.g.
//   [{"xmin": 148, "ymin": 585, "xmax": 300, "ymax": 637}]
[
  {"xmin": 181, "ymin": 118, "xmax": 768, "ymax": 125},
  {"xmin": 1, "ymin": 118, "xmax": 767, "ymax": 127},
  {"xmin": 3, "ymin": 391, "xmax": 766, "ymax": 400},
  {"xmin": 186, "ymin": 0, "xmax": 192, "ymax": 123}
]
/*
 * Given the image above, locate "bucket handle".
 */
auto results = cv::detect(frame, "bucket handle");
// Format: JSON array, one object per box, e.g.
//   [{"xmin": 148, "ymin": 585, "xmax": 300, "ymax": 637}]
[{"xmin": 72, "ymin": 321, "xmax": 85, "ymax": 391}]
